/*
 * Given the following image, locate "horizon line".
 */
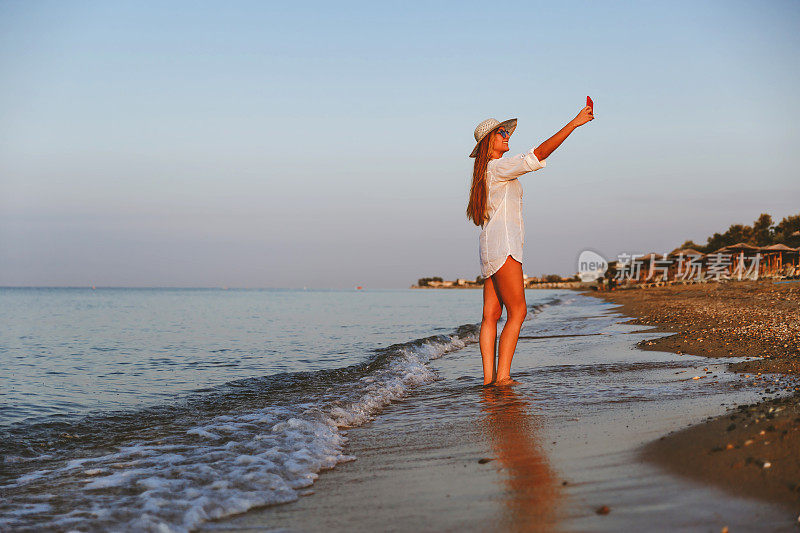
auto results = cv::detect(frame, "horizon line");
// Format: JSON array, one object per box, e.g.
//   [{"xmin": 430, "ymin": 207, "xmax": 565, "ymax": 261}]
[{"xmin": 0, "ymin": 285, "xmax": 408, "ymax": 290}]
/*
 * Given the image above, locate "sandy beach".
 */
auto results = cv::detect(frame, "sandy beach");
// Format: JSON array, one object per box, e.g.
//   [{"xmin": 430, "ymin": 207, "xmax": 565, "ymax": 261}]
[
  {"xmin": 205, "ymin": 290, "xmax": 799, "ymax": 532},
  {"xmin": 584, "ymin": 280, "xmax": 800, "ymax": 513}
]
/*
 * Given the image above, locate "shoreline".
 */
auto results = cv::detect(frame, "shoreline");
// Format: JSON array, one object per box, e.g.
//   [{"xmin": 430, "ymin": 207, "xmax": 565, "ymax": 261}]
[
  {"xmin": 580, "ymin": 281, "xmax": 800, "ymax": 511},
  {"xmin": 208, "ymin": 289, "xmax": 800, "ymax": 532}
]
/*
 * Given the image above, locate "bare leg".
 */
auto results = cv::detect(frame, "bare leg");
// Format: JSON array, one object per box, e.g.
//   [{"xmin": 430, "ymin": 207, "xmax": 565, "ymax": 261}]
[
  {"xmin": 492, "ymin": 256, "xmax": 527, "ymax": 385},
  {"xmin": 479, "ymin": 276, "xmax": 503, "ymax": 385}
]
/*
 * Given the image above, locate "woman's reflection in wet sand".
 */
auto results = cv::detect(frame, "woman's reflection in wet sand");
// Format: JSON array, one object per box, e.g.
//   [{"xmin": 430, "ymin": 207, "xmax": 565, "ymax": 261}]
[{"xmin": 480, "ymin": 386, "xmax": 561, "ymax": 532}]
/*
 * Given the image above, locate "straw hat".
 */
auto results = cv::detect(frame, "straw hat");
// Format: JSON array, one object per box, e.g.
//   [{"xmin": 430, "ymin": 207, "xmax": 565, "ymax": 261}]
[{"xmin": 469, "ymin": 117, "xmax": 517, "ymax": 158}]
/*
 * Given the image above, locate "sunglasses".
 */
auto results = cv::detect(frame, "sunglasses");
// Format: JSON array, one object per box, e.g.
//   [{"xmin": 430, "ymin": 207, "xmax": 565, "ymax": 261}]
[{"xmin": 496, "ymin": 128, "xmax": 510, "ymax": 139}]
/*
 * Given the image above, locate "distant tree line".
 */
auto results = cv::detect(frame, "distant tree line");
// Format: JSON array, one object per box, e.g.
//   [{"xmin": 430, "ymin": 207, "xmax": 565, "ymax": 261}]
[
  {"xmin": 417, "ymin": 273, "xmax": 576, "ymax": 286},
  {"xmin": 679, "ymin": 212, "xmax": 800, "ymax": 253}
]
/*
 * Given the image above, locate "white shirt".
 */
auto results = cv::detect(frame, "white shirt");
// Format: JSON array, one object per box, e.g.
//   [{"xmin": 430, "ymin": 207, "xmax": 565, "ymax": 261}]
[{"xmin": 478, "ymin": 147, "xmax": 546, "ymax": 278}]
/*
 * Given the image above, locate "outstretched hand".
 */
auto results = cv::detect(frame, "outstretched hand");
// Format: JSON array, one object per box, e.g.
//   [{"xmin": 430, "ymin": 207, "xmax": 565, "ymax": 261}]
[
  {"xmin": 535, "ymin": 104, "xmax": 595, "ymax": 161},
  {"xmin": 572, "ymin": 105, "xmax": 594, "ymax": 127}
]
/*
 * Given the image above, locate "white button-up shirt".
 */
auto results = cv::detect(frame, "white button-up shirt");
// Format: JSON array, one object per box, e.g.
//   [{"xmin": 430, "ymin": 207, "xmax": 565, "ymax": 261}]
[{"xmin": 478, "ymin": 147, "xmax": 546, "ymax": 278}]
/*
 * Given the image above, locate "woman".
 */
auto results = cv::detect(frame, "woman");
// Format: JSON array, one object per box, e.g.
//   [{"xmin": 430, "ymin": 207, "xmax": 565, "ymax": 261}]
[{"xmin": 467, "ymin": 104, "xmax": 594, "ymax": 386}]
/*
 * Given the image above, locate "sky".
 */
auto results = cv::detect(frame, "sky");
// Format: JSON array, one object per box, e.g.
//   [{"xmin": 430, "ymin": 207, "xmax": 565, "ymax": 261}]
[{"xmin": 1, "ymin": 0, "xmax": 798, "ymax": 288}]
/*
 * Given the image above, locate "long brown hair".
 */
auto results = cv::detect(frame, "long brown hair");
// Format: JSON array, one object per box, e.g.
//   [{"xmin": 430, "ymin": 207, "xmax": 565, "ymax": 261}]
[{"xmin": 466, "ymin": 128, "xmax": 497, "ymax": 226}]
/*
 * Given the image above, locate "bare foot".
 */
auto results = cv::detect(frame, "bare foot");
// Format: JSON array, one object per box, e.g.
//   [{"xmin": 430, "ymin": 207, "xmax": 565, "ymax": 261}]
[{"xmin": 493, "ymin": 377, "xmax": 520, "ymax": 386}]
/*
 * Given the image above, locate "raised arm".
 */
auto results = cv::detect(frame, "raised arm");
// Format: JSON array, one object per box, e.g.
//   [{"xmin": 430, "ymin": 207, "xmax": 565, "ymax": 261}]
[{"xmin": 533, "ymin": 105, "xmax": 594, "ymax": 161}]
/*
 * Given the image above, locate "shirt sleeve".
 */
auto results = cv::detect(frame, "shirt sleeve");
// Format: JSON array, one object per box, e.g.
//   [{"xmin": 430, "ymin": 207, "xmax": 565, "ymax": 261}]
[{"xmin": 488, "ymin": 147, "xmax": 546, "ymax": 181}]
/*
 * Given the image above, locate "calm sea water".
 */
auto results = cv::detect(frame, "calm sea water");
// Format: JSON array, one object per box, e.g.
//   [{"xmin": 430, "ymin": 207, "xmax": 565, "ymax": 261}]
[
  {"xmin": 1, "ymin": 287, "xmax": 556, "ymax": 532},
  {"xmin": 0, "ymin": 288, "xmax": 491, "ymax": 426}
]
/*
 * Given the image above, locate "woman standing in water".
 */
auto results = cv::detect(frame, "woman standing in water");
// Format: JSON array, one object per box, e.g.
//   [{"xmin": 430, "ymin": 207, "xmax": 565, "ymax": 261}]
[{"xmin": 467, "ymin": 103, "xmax": 594, "ymax": 386}]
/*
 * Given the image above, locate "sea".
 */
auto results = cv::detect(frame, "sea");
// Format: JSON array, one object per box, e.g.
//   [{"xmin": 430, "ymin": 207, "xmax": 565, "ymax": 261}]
[
  {"xmin": 0, "ymin": 288, "xmax": 792, "ymax": 532},
  {"xmin": 0, "ymin": 287, "xmax": 489, "ymax": 531}
]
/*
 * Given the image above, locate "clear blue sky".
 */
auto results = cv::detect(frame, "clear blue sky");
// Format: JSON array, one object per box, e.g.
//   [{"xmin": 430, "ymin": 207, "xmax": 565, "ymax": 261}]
[{"xmin": 1, "ymin": 1, "xmax": 798, "ymax": 288}]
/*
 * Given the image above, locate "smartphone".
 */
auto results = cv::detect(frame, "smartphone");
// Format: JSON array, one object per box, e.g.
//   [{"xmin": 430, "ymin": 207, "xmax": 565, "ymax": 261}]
[{"xmin": 586, "ymin": 96, "xmax": 594, "ymax": 110}]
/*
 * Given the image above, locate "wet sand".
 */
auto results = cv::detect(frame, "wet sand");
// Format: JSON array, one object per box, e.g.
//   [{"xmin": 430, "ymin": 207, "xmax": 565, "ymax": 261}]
[
  {"xmin": 584, "ymin": 281, "xmax": 800, "ymax": 514},
  {"xmin": 205, "ymin": 292, "xmax": 798, "ymax": 532}
]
